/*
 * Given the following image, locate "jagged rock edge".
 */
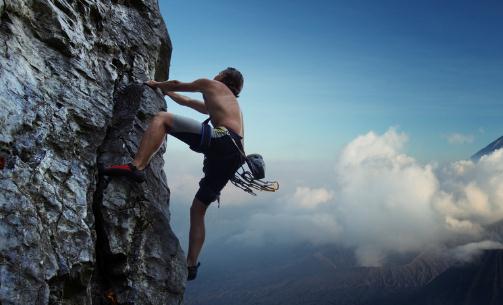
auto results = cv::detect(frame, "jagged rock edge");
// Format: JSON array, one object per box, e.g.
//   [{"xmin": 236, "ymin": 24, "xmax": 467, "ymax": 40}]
[{"xmin": 91, "ymin": 83, "xmax": 140, "ymax": 304}]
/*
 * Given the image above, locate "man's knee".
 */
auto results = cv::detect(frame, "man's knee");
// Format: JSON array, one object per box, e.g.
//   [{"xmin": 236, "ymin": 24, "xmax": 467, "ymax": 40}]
[
  {"xmin": 195, "ymin": 185, "xmax": 220, "ymax": 206},
  {"xmin": 190, "ymin": 198, "xmax": 208, "ymax": 217},
  {"xmin": 152, "ymin": 111, "xmax": 173, "ymax": 132}
]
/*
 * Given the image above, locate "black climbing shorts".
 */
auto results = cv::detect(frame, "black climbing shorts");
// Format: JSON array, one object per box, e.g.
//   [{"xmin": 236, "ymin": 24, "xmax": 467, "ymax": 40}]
[{"xmin": 169, "ymin": 114, "xmax": 245, "ymax": 205}]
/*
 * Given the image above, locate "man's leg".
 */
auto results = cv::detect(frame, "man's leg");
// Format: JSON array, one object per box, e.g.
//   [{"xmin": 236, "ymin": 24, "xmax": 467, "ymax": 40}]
[
  {"xmin": 132, "ymin": 112, "xmax": 173, "ymax": 170},
  {"xmin": 102, "ymin": 112, "xmax": 204, "ymax": 180},
  {"xmin": 187, "ymin": 197, "xmax": 209, "ymax": 267},
  {"xmin": 100, "ymin": 111, "xmax": 174, "ymax": 181}
]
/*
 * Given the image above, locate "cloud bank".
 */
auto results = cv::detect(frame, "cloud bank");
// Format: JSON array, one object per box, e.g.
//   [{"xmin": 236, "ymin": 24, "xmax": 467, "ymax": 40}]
[
  {"xmin": 166, "ymin": 129, "xmax": 503, "ymax": 266},
  {"xmin": 334, "ymin": 129, "xmax": 503, "ymax": 265}
]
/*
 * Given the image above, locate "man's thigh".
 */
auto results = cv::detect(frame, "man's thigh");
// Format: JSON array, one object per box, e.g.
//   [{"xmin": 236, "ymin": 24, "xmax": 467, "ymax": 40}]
[
  {"xmin": 168, "ymin": 113, "xmax": 206, "ymax": 151},
  {"xmin": 195, "ymin": 153, "xmax": 243, "ymax": 205}
]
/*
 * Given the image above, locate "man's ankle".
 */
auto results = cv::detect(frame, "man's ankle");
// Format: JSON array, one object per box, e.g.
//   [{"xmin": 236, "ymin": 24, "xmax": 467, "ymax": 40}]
[
  {"xmin": 187, "ymin": 258, "xmax": 197, "ymax": 267},
  {"xmin": 132, "ymin": 160, "xmax": 145, "ymax": 171}
]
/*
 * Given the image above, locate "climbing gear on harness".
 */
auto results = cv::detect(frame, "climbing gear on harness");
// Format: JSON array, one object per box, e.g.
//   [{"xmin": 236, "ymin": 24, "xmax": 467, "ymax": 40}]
[
  {"xmin": 201, "ymin": 117, "xmax": 279, "ymax": 196},
  {"xmin": 187, "ymin": 262, "xmax": 201, "ymax": 281},
  {"xmin": 230, "ymin": 154, "xmax": 279, "ymax": 196},
  {"xmin": 224, "ymin": 132, "xmax": 279, "ymax": 196},
  {"xmin": 99, "ymin": 163, "xmax": 146, "ymax": 183}
]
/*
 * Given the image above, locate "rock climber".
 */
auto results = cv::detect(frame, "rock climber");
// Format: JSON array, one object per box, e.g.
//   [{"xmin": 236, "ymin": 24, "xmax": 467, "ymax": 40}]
[{"xmin": 102, "ymin": 67, "xmax": 245, "ymax": 281}]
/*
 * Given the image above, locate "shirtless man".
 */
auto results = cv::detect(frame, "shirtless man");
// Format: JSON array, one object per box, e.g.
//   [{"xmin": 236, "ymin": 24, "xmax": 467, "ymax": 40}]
[{"xmin": 102, "ymin": 67, "xmax": 245, "ymax": 281}]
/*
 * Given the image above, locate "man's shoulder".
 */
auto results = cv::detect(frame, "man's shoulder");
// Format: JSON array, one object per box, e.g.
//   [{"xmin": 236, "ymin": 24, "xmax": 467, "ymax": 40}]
[
  {"xmin": 194, "ymin": 78, "xmax": 219, "ymax": 86},
  {"xmin": 194, "ymin": 78, "xmax": 224, "ymax": 92}
]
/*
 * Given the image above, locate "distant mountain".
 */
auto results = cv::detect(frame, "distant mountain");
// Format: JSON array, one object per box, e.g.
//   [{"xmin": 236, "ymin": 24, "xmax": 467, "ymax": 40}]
[
  {"xmin": 410, "ymin": 249, "xmax": 503, "ymax": 305},
  {"xmin": 471, "ymin": 135, "xmax": 503, "ymax": 160},
  {"xmin": 486, "ymin": 219, "xmax": 503, "ymax": 242},
  {"xmin": 186, "ymin": 232, "xmax": 503, "ymax": 305},
  {"xmin": 369, "ymin": 250, "xmax": 503, "ymax": 305},
  {"xmin": 185, "ymin": 245, "xmax": 453, "ymax": 305}
]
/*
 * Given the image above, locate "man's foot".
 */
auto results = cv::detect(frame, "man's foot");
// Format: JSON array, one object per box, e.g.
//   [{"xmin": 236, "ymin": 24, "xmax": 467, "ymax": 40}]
[
  {"xmin": 187, "ymin": 262, "xmax": 201, "ymax": 281},
  {"xmin": 100, "ymin": 163, "xmax": 146, "ymax": 183}
]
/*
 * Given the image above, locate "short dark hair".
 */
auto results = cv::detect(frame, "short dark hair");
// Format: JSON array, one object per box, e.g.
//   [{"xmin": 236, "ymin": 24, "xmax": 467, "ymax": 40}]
[{"xmin": 220, "ymin": 67, "xmax": 244, "ymax": 97}]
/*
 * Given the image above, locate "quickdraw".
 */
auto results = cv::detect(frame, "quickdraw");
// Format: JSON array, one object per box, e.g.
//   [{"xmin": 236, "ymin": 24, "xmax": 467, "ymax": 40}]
[
  {"xmin": 230, "ymin": 165, "xmax": 279, "ymax": 196},
  {"xmin": 227, "ymin": 135, "xmax": 279, "ymax": 196}
]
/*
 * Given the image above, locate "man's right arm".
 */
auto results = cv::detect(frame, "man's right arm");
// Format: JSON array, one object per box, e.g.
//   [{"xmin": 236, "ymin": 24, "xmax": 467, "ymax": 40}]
[{"xmin": 166, "ymin": 92, "xmax": 208, "ymax": 114}]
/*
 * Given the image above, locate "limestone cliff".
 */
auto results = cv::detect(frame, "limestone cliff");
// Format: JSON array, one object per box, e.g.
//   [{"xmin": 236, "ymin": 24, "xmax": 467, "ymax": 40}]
[{"xmin": 0, "ymin": 1, "xmax": 186, "ymax": 304}]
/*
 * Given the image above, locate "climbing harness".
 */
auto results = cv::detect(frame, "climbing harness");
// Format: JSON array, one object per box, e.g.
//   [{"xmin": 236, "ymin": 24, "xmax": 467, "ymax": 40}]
[
  {"xmin": 201, "ymin": 117, "xmax": 279, "ymax": 196},
  {"xmin": 196, "ymin": 117, "xmax": 213, "ymax": 153}
]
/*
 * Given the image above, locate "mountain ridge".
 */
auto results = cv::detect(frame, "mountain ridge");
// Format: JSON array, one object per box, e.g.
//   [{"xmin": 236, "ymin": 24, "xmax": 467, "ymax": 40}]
[{"xmin": 471, "ymin": 135, "xmax": 503, "ymax": 160}]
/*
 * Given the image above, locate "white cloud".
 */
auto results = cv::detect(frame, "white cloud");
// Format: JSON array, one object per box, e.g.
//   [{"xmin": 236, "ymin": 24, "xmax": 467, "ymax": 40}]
[
  {"xmin": 451, "ymin": 240, "xmax": 503, "ymax": 262},
  {"xmin": 446, "ymin": 133, "xmax": 474, "ymax": 144},
  {"xmin": 334, "ymin": 129, "xmax": 445, "ymax": 264},
  {"xmin": 335, "ymin": 130, "xmax": 503, "ymax": 265},
  {"xmin": 444, "ymin": 216, "xmax": 482, "ymax": 235},
  {"xmin": 292, "ymin": 186, "xmax": 334, "ymax": 208}
]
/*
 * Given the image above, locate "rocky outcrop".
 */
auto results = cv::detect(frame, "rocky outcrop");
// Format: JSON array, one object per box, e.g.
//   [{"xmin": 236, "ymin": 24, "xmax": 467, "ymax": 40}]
[{"xmin": 0, "ymin": 1, "xmax": 185, "ymax": 304}]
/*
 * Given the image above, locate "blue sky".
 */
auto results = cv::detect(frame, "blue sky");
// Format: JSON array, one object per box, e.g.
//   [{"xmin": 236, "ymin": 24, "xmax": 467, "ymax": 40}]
[
  {"xmin": 155, "ymin": 1, "xmax": 503, "ymax": 287},
  {"xmin": 158, "ymin": 0, "xmax": 502, "ymax": 162}
]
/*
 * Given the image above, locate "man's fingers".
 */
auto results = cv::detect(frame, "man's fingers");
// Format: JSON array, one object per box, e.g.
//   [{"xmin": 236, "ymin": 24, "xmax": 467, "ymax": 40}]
[{"xmin": 145, "ymin": 81, "xmax": 169, "ymax": 96}]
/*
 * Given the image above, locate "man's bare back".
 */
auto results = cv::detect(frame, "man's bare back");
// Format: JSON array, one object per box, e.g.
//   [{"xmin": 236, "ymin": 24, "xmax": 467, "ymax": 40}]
[{"xmin": 202, "ymin": 81, "xmax": 242, "ymax": 136}]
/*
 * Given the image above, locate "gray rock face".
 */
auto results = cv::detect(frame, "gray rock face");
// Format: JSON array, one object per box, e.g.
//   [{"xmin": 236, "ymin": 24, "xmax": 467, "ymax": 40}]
[{"xmin": 0, "ymin": 1, "xmax": 185, "ymax": 304}]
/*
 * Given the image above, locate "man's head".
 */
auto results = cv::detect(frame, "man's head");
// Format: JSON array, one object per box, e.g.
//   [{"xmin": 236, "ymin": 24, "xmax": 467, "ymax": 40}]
[{"xmin": 214, "ymin": 67, "xmax": 244, "ymax": 97}]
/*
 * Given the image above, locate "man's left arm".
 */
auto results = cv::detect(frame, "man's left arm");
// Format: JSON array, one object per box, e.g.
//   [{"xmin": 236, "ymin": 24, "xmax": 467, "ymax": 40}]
[{"xmin": 145, "ymin": 79, "xmax": 213, "ymax": 94}]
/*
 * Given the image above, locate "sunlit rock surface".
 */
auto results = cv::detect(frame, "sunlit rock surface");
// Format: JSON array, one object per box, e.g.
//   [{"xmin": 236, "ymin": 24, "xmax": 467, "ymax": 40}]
[{"xmin": 0, "ymin": 1, "xmax": 185, "ymax": 304}]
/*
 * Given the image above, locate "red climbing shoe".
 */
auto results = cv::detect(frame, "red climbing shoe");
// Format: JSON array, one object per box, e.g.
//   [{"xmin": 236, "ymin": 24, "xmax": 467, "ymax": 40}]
[{"xmin": 101, "ymin": 163, "xmax": 146, "ymax": 183}]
